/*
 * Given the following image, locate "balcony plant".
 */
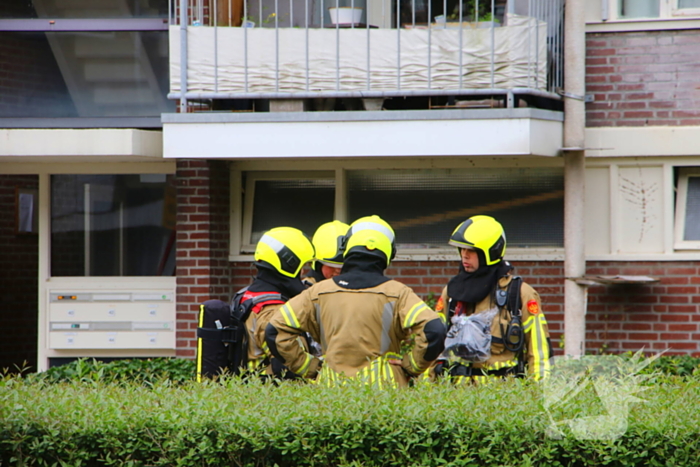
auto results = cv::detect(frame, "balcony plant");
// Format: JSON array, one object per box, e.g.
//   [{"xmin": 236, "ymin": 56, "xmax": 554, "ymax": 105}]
[{"xmin": 434, "ymin": 0, "xmax": 500, "ymax": 28}]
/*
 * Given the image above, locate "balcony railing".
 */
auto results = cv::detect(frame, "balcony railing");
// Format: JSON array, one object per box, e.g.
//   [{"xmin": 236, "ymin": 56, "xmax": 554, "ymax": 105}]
[{"xmin": 168, "ymin": 0, "xmax": 563, "ymax": 108}]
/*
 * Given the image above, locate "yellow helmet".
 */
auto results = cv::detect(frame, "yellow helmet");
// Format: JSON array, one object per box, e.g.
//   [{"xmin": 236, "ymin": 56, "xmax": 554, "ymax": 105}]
[
  {"xmin": 312, "ymin": 220, "xmax": 350, "ymax": 267},
  {"xmin": 448, "ymin": 215, "xmax": 506, "ymax": 266},
  {"xmin": 343, "ymin": 215, "xmax": 396, "ymax": 267},
  {"xmin": 254, "ymin": 227, "xmax": 315, "ymax": 278}
]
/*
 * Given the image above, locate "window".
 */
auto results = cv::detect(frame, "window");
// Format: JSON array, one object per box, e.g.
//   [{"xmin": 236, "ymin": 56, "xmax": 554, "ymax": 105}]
[
  {"xmin": 347, "ymin": 168, "xmax": 563, "ymax": 249},
  {"xmin": 674, "ymin": 168, "xmax": 700, "ymax": 250},
  {"xmin": 235, "ymin": 166, "xmax": 564, "ymax": 256},
  {"xmin": 51, "ymin": 174, "xmax": 176, "ymax": 276},
  {"xmin": 613, "ymin": 0, "xmax": 700, "ymax": 19},
  {"xmin": 241, "ymin": 172, "xmax": 335, "ymax": 251}
]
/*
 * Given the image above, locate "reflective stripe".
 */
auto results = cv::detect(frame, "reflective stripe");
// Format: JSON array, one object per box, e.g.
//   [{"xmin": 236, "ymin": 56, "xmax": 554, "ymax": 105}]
[
  {"xmin": 403, "ymin": 301, "xmax": 428, "ymax": 329},
  {"xmin": 196, "ymin": 304, "xmax": 205, "ymax": 383},
  {"xmin": 350, "ymin": 221, "xmax": 394, "ymax": 242},
  {"xmin": 530, "ymin": 314, "xmax": 550, "ymax": 380},
  {"xmin": 280, "ymin": 303, "xmax": 301, "ymax": 329},
  {"xmin": 323, "ymin": 355, "xmax": 397, "ymax": 388},
  {"xmin": 523, "ymin": 315, "xmax": 534, "ymax": 332},
  {"xmin": 259, "ymin": 233, "xmax": 285, "ymax": 253},
  {"xmin": 315, "ymin": 303, "xmax": 325, "ymax": 349},
  {"xmin": 249, "ymin": 315, "xmax": 264, "ymax": 358},
  {"xmin": 437, "ymin": 312, "xmax": 447, "ymax": 325},
  {"xmin": 297, "ymin": 353, "xmax": 312, "ymax": 377},
  {"xmin": 484, "ymin": 359, "xmax": 518, "ymax": 371},
  {"xmin": 408, "ymin": 352, "xmax": 421, "ymax": 373},
  {"xmin": 380, "ymin": 302, "xmax": 395, "ymax": 354}
]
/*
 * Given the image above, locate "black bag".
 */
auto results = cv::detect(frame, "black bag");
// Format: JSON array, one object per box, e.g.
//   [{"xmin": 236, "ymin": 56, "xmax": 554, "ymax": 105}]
[
  {"xmin": 196, "ymin": 299, "xmax": 233, "ymax": 381},
  {"xmin": 196, "ymin": 287, "xmax": 286, "ymax": 380}
]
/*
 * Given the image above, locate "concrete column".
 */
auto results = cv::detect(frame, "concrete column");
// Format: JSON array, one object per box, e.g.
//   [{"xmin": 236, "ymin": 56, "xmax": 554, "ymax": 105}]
[
  {"xmin": 563, "ymin": 0, "xmax": 587, "ymax": 358},
  {"xmin": 270, "ymin": 100, "xmax": 308, "ymax": 112}
]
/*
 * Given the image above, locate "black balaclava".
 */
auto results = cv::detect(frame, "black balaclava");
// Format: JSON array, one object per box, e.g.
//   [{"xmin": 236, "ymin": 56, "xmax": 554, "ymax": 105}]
[
  {"xmin": 446, "ymin": 256, "xmax": 513, "ymax": 304},
  {"xmin": 333, "ymin": 251, "xmax": 390, "ymax": 289},
  {"xmin": 304, "ymin": 262, "xmax": 327, "ymax": 283},
  {"xmin": 250, "ymin": 261, "xmax": 307, "ymax": 299}
]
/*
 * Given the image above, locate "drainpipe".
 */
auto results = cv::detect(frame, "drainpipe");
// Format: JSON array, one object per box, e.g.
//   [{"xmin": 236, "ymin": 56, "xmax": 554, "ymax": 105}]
[
  {"xmin": 563, "ymin": 0, "xmax": 586, "ymax": 358},
  {"xmin": 180, "ymin": 0, "xmax": 188, "ymax": 113}
]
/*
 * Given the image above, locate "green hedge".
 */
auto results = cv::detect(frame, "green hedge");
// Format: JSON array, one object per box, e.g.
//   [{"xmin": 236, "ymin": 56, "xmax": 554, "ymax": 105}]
[
  {"xmin": 2, "ymin": 369, "xmax": 700, "ymax": 467},
  {"xmin": 24, "ymin": 358, "xmax": 195, "ymax": 386}
]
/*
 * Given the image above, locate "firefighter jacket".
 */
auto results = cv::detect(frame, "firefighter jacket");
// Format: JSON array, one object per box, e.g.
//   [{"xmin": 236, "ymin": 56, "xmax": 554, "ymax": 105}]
[
  {"xmin": 239, "ymin": 267, "xmax": 307, "ymax": 375},
  {"xmin": 266, "ymin": 278, "xmax": 447, "ymax": 388},
  {"xmin": 245, "ymin": 301, "xmax": 285, "ymax": 371},
  {"xmin": 436, "ymin": 274, "xmax": 551, "ymax": 380}
]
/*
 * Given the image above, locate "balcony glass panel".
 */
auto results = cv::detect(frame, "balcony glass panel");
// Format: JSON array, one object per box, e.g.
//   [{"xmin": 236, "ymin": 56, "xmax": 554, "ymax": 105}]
[
  {"xmin": 0, "ymin": 31, "xmax": 173, "ymax": 118},
  {"xmin": 0, "ymin": 0, "xmax": 170, "ymax": 19}
]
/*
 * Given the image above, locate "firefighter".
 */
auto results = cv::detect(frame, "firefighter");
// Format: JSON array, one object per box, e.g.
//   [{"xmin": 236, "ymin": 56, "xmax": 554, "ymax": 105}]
[
  {"xmin": 240, "ymin": 226, "xmax": 315, "ymax": 376},
  {"xmin": 265, "ymin": 215, "xmax": 446, "ymax": 388},
  {"xmin": 303, "ymin": 220, "xmax": 350, "ymax": 286},
  {"xmin": 434, "ymin": 215, "xmax": 551, "ymax": 382}
]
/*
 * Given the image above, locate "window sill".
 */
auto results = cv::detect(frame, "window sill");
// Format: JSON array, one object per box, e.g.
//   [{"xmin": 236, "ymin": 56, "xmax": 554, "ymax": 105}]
[
  {"xmin": 586, "ymin": 17, "xmax": 700, "ymax": 33},
  {"xmin": 229, "ymin": 248, "xmax": 566, "ymax": 263}
]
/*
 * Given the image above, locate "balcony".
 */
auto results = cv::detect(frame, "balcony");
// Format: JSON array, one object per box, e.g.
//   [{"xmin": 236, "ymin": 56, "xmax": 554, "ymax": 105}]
[{"xmin": 163, "ymin": 0, "xmax": 565, "ymax": 159}]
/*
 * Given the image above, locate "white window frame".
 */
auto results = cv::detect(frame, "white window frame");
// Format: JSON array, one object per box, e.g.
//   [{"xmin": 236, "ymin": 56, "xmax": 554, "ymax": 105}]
[
  {"xmin": 229, "ymin": 157, "xmax": 566, "ymax": 262},
  {"xmin": 239, "ymin": 170, "xmax": 336, "ymax": 254},
  {"xmin": 587, "ymin": 0, "xmax": 700, "ymax": 32},
  {"xmin": 608, "ymin": 0, "xmax": 700, "ymax": 20},
  {"xmin": 674, "ymin": 167, "xmax": 700, "ymax": 250}
]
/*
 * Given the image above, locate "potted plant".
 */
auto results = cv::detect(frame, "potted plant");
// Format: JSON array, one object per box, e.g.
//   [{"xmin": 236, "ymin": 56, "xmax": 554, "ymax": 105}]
[
  {"xmin": 327, "ymin": 0, "xmax": 364, "ymax": 25},
  {"xmin": 434, "ymin": 0, "xmax": 500, "ymax": 28}
]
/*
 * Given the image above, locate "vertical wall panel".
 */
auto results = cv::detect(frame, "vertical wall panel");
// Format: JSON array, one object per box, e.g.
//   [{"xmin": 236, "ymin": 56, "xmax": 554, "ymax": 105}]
[
  {"xmin": 585, "ymin": 166, "xmax": 611, "ymax": 255},
  {"xmin": 617, "ymin": 165, "xmax": 665, "ymax": 254}
]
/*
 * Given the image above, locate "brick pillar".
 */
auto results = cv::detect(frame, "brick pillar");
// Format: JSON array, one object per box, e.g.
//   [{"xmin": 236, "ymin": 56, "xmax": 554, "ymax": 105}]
[{"xmin": 175, "ymin": 160, "xmax": 231, "ymax": 359}]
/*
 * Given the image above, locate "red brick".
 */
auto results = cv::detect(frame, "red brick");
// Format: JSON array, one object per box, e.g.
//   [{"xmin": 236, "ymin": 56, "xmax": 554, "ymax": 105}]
[
  {"xmin": 662, "ymin": 276, "xmax": 690, "ymax": 285},
  {"xmin": 622, "ymin": 323, "xmax": 652, "ymax": 331},
  {"xmin": 668, "ymin": 324, "xmax": 697, "ymax": 332},
  {"xmin": 663, "ymin": 314, "xmax": 691, "ymax": 322},
  {"xmin": 668, "ymin": 286, "xmax": 698, "ymax": 294},
  {"xmin": 661, "ymin": 333, "xmax": 690, "ymax": 340},
  {"xmin": 588, "ymin": 66, "xmax": 616, "ymax": 74},
  {"xmin": 589, "ymin": 48, "xmax": 617, "ymax": 56}
]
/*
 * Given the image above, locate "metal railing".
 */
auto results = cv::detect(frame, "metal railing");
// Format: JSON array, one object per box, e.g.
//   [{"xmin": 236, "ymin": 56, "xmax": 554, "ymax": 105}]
[{"xmin": 169, "ymin": 0, "xmax": 564, "ymax": 109}]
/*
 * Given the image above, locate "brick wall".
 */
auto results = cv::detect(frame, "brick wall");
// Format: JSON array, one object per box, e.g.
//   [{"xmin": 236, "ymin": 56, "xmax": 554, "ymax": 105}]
[
  {"xmin": 587, "ymin": 261, "xmax": 700, "ymax": 355},
  {"xmin": 175, "ymin": 159, "xmax": 231, "ymax": 358},
  {"xmin": 586, "ymin": 29, "xmax": 700, "ymax": 127},
  {"xmin": 0, "ymin": 175, "xmax": 39, "ymax": 373}
]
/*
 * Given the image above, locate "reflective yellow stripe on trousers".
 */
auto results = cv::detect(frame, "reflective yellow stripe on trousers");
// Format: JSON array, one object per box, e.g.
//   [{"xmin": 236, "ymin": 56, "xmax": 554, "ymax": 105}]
[
  {"xmin": 523, "ymin": 314, "xmax": 551, "ymax": 380},
  {"xmin": 319, "ymin": 353, "xmax": 399, "ymax": 388}
]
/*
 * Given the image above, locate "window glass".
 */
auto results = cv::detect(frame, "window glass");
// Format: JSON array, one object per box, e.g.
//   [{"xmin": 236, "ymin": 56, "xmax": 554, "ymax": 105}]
[
  {"xmin": 619, "ymin": 0, "xmax": 660, "ymax": 18},
  {"xmin": 0, "ymin": 31, "xmax": 173, "ymax": 118},
  {"xmin": 51, "ymin": 174, "xmax": 176, "ymax": 277},
  {"xmin": 0, "ymin": 0, "xmax": 169, "ymax": 19},
  {"xmin": 683, "ymin": 176, "xmax": 700, "ymax": 241},
  {"xmin": 250, "ymin": 178, "xmax": 335, "ymax": 245},
  {"xmin": 679, "ymin": 0, "xmax": 700, "ymax": 7},
  {"xmin": 347, "ymin": 168, "xmax": 564, "ymax": 249}
]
